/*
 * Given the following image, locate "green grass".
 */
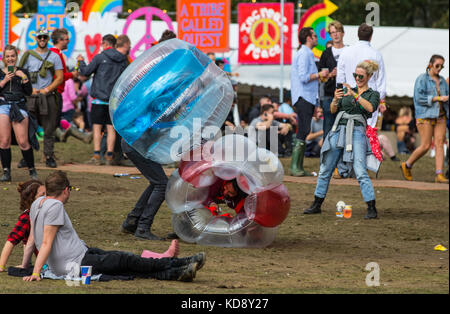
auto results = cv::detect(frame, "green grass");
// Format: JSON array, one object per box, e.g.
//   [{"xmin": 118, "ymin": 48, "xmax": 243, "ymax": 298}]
[{"xmin": 0, "ymin": 138, "xmax": 448, "ymax": 294}]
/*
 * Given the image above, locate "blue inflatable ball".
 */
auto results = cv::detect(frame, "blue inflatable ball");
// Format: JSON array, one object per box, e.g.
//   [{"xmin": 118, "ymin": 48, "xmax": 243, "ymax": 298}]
[{"xmin": 109, "ymin": 39, "xmax": 233, "ymax": 164}]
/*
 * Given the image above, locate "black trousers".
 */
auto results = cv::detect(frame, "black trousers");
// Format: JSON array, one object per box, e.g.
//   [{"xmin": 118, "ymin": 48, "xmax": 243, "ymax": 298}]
[
  {"xmin": 294, "ymin": 97, "xmax": 316, "ymax": 141},
  {"xmin": 81, "ymin": 247, "xmax": 188, "ymax": 280},
  {"xmin": 125, "ymin": 148, "xmax": 168, "ymax": 230}
]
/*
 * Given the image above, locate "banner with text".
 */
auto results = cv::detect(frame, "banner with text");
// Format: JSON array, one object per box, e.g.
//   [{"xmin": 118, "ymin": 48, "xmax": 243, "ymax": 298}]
[
  {"xmin": 177, "ymin": 0, "xmax": 230, "ymax": 53},
  {"xmin": 238, "ymin": 2, "xmax": 293, "ymax": 65}
]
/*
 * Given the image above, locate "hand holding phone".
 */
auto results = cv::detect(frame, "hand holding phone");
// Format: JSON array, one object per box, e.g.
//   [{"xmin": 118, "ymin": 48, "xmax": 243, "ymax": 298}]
[
  {"xmin": 336, "ymin": 83, "xmax": 343, "ymax": 90},
  {"xmin": 7, "ymin": 66, "xmax": 15, "ymax": 74}
]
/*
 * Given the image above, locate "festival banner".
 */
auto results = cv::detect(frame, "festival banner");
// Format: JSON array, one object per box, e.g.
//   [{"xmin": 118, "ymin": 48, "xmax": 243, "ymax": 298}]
[
  {"xmin": 0, "ymin": 0, "xmax": 22, "ymax": 55},
  {"xmin": 177, "ymin": 0, "xmax": 230, "ymax": 53},
  {"xmin": 299, "ymin": 0, "xmax": 338, "ymax": 59},
  {"xmin": 238, "ymin": 2, "xmax": 294, "ymax": 65},
  {"xmin": 80, "ymin": 0, "xmax": 123, "ymax": 22},
  {"xmin": 25, "ymin": 0, "xmax": 76, "ymax": 58},
  {"xmin": 123, "ymin": 7, "xmax": 174, "ymax": 60}
]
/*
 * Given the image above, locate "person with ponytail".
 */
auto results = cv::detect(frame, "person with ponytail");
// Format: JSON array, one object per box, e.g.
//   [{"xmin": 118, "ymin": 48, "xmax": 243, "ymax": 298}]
[
  {"xmin": 303, "ymin": 60, "xmax": 380, "ymax": 219},
  {"xmin": 0, "ymin": 45, "xmax": 38, "ymax": 182},
  {"xmin": 0, "ymin": 180, "xmax": 45, "ymax": 272},
  {"xmin": 401, "ymin": 55, "xmax": 449, "ymax": 183}
]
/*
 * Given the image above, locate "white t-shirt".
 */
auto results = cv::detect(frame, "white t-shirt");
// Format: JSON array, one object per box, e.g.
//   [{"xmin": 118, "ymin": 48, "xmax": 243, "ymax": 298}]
[
  {"xmin": 30, "ymin": 197, "xmax": 87, "ymax": 276},
  {"xmin": 332, "ymin": 46, "xmax": 345, "ymax": 63}
]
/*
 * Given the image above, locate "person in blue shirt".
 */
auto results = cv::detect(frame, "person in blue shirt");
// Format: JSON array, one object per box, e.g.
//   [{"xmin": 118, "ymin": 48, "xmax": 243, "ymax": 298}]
[
  {"xmin": 290, "ymin": 27, "xmax": 329, "ymax": 176},
  {"xmin": 401, "ymin": 55, "xmax": 449, "ymax": 183}
]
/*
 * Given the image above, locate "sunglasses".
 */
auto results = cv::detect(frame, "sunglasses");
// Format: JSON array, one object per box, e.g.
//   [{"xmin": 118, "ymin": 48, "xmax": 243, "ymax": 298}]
[
  {"xmin": 434, "ymin": 64, "xmax": 444, "ymax": 69},
  {"xmin": 37, "ymin": 35, "xmax": 49, "ymax": 40},
  {"xmin": 353, "ymin": 73, "xmax": 365, "ymax": 80},
  {"xmin": 67, "ymin": 186, "xmax": 75, "ymax": 191}
]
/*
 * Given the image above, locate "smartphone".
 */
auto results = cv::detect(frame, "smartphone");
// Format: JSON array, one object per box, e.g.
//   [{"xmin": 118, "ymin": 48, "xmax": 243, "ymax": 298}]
[
  {"xmin": 336, "ymin": 83, "xmax": 343, "ymax": 90},
  {"xmin": 7, "ymin": 66, "xmax": 14, "ymax": 73}
]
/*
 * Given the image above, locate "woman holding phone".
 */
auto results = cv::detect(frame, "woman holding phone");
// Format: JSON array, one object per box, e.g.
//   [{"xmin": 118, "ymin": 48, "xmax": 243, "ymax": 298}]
[
  {"xmin": 401, "ymin": 55, "xmax": 449, "ymax": 183},
  {"xmin": 303, "ymin": 60, "xmax": 380, "ymax": 219},
  {"xmin": 0, "ymin": 45, "xmax": 37, "ymax": 182}
]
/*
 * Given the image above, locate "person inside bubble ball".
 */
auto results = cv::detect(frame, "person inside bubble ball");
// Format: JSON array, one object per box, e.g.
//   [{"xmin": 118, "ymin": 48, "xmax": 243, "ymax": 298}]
[{"xmin": 203, "ymin": 179, "xmax": 248, "ymax": 216}]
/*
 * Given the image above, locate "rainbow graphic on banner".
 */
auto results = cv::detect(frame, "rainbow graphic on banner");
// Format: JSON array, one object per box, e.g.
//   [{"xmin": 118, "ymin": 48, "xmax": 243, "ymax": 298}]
[
  {"xmin": 299, "ymin": 0, "xmax": 338, "ymax": 59},
  {"xmin": 81, "ymin": 0, "xmax": 123, "ymax": 22},
  {"xmin": 0, "ymin": 0, "xmax": 22, "ymax": 54}
]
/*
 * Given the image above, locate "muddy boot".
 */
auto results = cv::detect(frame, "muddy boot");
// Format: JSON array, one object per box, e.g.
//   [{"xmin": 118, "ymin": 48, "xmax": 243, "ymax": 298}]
[
  {"xmin": 121, "ymin": 217, "xmax": 138, "ymax": 234},
  {"xmin": 303, "ymin": 196, "xmax": 324, "ymax": 214},
  {"xmin": 0, "ymin": 168, "xmax": 11, "ymax": 182},
  {"xmin": 67, "ymin": 125, "xmax": 93, "ymax": 144},
  {"xmin": 55, "ymin": 128, "xmax": 69, "ymax": 143},
  {"xmin": 364, "ymin": 200, "xmax": 378, "ymax": 219},
  {"xmin": 134, "ymin": 228, "xmax": 164, "ymax": 241}
]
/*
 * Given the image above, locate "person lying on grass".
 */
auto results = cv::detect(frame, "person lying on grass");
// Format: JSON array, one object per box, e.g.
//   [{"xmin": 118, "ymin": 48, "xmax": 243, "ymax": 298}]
[{"xmin": 21, "ymin": 171, "xmax": 205, "ymax": 282}]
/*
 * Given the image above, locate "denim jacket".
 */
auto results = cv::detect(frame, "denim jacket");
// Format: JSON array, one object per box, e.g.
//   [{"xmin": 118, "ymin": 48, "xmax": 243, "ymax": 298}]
[{"xmin": 413, "ymin": 72, "xmax": 449, "ymax": 119}]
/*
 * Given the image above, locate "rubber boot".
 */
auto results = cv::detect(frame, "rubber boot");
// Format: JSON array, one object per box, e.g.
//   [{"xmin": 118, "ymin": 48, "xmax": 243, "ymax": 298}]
[
  {"xmin": 0, "ymin": 168, "xmax": 11, "ymax": 182},
  {"xmin": 290, "ymin": 139, "xmax": 312, "ymax": 177},
  {"xmin": 303, "ymin": 196, "xmax": 324, "ymax": 214},
  {"xmin": 67, "ymin": 125, "xmax": 93, "ymax": 144},
  {"xmin": 364, "ymin": 200, "xmax": 378, "ymax": 219},
  {"xmin": 289, "ymin": 138, "xmax": 302, "ymax": 176}
]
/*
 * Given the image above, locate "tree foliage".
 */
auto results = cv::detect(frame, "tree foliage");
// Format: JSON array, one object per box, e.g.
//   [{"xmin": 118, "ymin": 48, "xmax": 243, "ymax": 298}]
[{"xmin": 17, "ymin": 0, "xmax": 449, "ymax": 28}]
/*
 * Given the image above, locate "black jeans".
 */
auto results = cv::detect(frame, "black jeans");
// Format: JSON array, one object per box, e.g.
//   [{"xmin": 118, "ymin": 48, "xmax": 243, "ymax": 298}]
[
  {"xmin": 125, "ymin": 148, "xmax": 168, "ymax": 230},
  {"xmin": 81, "ymin": 248, "xmax": 189, "ymax": 280},
  {"xmin": 294, "ymin": 97, "xmax": 316, "ymax": 141}
]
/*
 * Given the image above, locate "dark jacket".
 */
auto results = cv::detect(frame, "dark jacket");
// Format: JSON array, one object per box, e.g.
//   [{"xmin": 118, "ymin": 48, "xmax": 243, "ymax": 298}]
[
  {"xmin": 78, "ymin": 49, "xmax": 128, "ymax": 102},
  {"xmin": 247, "ymin": 104, "xmax": 260, "ymax": 124},
  {"xmin": 318, "ymin": 47, "xmax": 338, "ymax": 97}
]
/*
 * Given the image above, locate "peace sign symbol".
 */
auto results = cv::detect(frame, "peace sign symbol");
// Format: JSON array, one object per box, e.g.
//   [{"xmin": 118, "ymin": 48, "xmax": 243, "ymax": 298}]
[
  {"xmin": 250, "ymin": 18, "xmax": 280, "ymax": 50},
  {"xmin": 122, "ymin": 7, "xmax": 174, "ymax": 60}
]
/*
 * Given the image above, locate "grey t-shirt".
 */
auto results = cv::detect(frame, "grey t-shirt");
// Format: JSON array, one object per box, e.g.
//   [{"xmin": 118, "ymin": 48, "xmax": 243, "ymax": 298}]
[
  {"xmin": 22, "ymin": 50, "xmax": 63, "ymax": 90},
  {"xmin": 30, "ymin": 197, "xmax": 87, "ymax": 276},
  {"xmin": 249, "ymin": 117, "xmax": 281, "ymax": 146},
  {"xmin": 306, "ymin": 118, "xmax": 324, "ymax": 144}
]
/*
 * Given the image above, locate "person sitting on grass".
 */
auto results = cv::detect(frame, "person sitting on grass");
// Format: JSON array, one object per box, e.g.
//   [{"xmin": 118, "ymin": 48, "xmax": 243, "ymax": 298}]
[
  {"xmin": 21, "ymin": 171, "xmax": 206, "ymax": 282},
  {"xmin": 0, "ymin": 180, "xmax": 45, "ymax": 272}
]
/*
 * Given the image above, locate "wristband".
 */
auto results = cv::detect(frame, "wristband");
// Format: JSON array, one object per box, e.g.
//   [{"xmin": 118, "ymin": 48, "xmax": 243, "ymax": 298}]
[
  {"xmin": 0, "ymin": 265, "xmax": 6, "ymax": 271},
  {"xmin": 437, "ymin": 96, "xmax": 441, "ymax": 102},
  {"xmin": 32, "ymin": 272, "xmax": 40, "ymax": 277}
]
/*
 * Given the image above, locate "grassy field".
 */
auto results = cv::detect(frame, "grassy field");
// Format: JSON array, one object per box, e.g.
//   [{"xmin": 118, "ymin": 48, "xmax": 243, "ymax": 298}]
[{"xmin": 0, "ymin": 137, "xmax": 448, "ymax": 294}]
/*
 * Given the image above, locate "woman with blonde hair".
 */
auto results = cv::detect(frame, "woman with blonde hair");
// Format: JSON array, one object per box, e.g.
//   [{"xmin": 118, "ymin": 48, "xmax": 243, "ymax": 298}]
[
  {"xmin": 0, "ymin": 45, "xmax": 37, "ymax": 182},
  {"xmin": 401, "ymin": 55, "xmax": 449, "ymax": 183},
  {"xmin": 304, "ymin": 60, "xmax": 380, "ymax": 219}
]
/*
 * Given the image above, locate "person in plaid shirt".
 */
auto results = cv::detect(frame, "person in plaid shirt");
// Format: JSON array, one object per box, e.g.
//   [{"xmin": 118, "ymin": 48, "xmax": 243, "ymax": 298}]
[{"xmin": 0, "ymin": 180, "xmax": 45, "ymax": 271}]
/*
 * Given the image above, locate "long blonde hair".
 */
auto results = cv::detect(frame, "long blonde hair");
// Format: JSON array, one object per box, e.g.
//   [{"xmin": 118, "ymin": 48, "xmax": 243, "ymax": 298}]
[{"xmin": 356, "ymin": 60, "xmax": 379, "ymax": 77}]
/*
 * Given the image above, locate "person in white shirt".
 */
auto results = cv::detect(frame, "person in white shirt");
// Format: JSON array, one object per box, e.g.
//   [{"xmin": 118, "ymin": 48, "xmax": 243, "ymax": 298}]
[{"xmin": 336, "ymin": 23, "xmax": 387, "ymax": 128}]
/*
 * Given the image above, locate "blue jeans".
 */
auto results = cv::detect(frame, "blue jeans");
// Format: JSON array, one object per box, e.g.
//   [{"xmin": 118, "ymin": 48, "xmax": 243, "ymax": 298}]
[
  {"xmin": 321, "ymin": 96, "xmax": 336, "ymax": 139},
  {"xmin": 314, "ymin": 128, "xmax": 376, "ymax": 202}
]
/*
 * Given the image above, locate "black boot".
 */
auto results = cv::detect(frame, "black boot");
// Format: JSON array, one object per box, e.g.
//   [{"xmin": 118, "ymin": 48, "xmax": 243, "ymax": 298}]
[
  {"xmin": 29, "ymin": 168, "xmax": 38, "ymax": 180},
  {"xmin": 0, "ymin": 168, "xmax": 11, "ymax": 182},
  {"xmin": 303, "ymin": 196, "xmax": 324, "ymax": 214},
  {"xmin": 121, "ymin": 217, "xmax": 138, "ymax": 234},
  {"xmin": 134, "ymin": 228, "xmax": 164, "ymax": 241},
  {"xmin": 365, "ymin": 200, "xmax": 378, "ymax": 219}
]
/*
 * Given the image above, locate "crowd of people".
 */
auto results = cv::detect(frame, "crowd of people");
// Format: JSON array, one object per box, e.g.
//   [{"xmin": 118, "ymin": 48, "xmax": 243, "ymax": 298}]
[{"xmin": 0, "ymin": 21, "xmax": 448, "ymax": 282}]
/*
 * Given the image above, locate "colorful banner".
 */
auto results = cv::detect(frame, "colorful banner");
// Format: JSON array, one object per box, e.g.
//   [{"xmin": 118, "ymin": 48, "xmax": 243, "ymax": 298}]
[
  {"xmin": 238, "ymin": 2, "xmax": 294, "ymax": 65},
  {"xmin": 122, "ymin": 7, "xmax": 174, "ymax": 60},
  {"xmin": 177, "ymin": 0, "xmax": 230, "ymax": 53},
  {"xmin": 25, "ymin": 0, "xmax": 76, "ymax": 58},
  {"xmin": 81, "ymin": 0, "xmax": 123, "ymax": 22},
  {"xmin": 0, "ymin": 0, "xmax": 22, "ymax": 55},
  {"xmin": 299, "ymin": 0, "xmax": 338, "ymax": 59}
]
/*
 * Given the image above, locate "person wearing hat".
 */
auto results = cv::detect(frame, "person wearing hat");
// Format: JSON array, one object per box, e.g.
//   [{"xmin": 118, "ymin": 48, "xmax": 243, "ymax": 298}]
[{"xmin": 18, "ymin": 27, "xmax": 64, "ymax": 168}]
